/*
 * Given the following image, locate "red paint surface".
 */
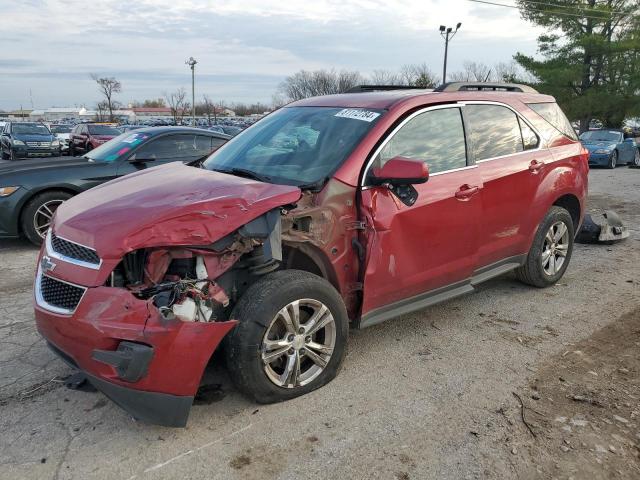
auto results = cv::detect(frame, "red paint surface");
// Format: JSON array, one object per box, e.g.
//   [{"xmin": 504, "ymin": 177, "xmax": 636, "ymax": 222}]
[{"xmin": 34, "ymin": 286, "xmax": 236, "ymax": 396}]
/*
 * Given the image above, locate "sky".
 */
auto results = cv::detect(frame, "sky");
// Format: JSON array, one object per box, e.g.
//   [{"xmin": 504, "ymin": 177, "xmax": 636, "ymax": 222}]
[{"xmin": 0, "ymin": 0, "xmax": 545, "ymax": 110}]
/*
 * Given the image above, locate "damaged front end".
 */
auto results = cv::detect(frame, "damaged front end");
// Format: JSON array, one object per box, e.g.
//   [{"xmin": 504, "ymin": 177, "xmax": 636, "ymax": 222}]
[{"xmin": 576, "ymin": 210, "xmax": 629, "ymax": 244}]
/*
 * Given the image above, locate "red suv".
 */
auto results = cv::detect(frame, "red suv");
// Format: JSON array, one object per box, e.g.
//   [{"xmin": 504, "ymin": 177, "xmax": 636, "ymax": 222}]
[
  {"xmin": 34, "ymin": 83, "xmax": 588, "ymax": 427},
  {"xmin": 68, "ymin": 123, "xmax": 121, "ymax": 155}
]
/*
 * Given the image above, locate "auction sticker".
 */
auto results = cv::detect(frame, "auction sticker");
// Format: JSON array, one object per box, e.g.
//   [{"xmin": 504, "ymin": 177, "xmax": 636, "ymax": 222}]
[{"xmin": 335, "ymin": 109, "xmax": 380, "ymax": 122}]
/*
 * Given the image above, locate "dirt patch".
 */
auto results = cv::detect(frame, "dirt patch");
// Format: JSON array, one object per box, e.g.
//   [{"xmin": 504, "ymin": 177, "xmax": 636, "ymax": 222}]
[{"xmin": 511, "ymin": 307, "xmax": 640, "ymax": 479}]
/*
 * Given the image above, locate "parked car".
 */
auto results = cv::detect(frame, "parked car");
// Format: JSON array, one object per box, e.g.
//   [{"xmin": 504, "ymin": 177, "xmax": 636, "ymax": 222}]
[
  {"xmin": 119, "ymin": 125, "xmax": 143, "ymax": 133},
  {"xmin": 206, "ymin": 125, "xmax": 225, "ymax": 134},
  {"xmin": 0, "ymin": 127, "xmax": 229, "ymax": 245},
  {"xmin": 1, "ymin": 122, "xmax": 60, "ymax": 160},
  {"xmin": 32, "ymin": 82, "xmax": 588, "ymax": 427},
  {"xmin": 579, "ymin": 129, "xmax": 640, "ymax": 168},
  {"xmin": 68, "ymin": 123, "xmax": 122, "ymax": 155},
  {"xmin": 50, "ymin": 124, "xmax": 73, "ymax": 154},
  {"xmin": 219, "ymin": 125, "xmax": 243, "ymax": 137}
]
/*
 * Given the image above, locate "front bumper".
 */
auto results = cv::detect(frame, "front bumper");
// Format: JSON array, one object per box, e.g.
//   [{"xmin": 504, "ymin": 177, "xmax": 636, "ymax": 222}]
[
  {"xmin": 11, "ymin": 146, "xmax": 60, "ymax": 158},
  {"xmin": 34, "ymin": 269, "xmax": 237, "ymax": 427},
  {"xmin": 587, "ymin": 152, "xmax": 613, "ymax": 166}
]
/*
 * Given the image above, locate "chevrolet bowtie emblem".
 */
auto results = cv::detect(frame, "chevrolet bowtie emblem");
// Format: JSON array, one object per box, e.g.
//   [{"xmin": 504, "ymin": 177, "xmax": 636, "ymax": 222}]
[{"xmin": 40, "ymin": 255, "xmax": 57, "ymax": 273}]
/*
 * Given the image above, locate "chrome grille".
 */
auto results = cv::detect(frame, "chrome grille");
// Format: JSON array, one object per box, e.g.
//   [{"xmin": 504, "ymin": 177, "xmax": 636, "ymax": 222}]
[
  {"xmin": 50, "ymin": 232, "xmax": 100, "ymax": 267},
  {"xmin": 26, "ymin": 141, "xmax": 51, "ymax": 147},
  {"xmin": 36, "ymin": 273, "xmax": 86, "ymax": 314}
]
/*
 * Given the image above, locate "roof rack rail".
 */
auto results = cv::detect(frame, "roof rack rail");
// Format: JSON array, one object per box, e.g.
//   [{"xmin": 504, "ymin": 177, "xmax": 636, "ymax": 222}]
[
  {"xmin": 345, "ymin": 85, "xmax": 428, "ymax": 93},
  {"xmin": 434, "ymin": 82, "xmax": 539, "ymax": 94}
]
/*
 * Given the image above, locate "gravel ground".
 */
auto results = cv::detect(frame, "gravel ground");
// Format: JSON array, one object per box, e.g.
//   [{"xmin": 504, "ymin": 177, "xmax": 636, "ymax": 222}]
[{"xmin": 0, "ymin": 167, "xmax": 638, "ymax": 480}]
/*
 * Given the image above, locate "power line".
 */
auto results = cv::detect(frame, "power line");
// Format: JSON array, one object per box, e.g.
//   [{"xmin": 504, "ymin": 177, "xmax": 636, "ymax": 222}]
[
  {"xmin": 515, "ymin": 0, "xmax": 633, "ymax": 16},
  {"xmin": 466, "ymin": 0, "xmax": 637, "ymax": 20}
]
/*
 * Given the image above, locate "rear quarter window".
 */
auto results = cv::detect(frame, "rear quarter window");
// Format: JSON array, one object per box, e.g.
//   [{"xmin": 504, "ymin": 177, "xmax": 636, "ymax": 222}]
[{"xmin": 527, "ymin": 103, "xmax": 578, "ymax": 141}]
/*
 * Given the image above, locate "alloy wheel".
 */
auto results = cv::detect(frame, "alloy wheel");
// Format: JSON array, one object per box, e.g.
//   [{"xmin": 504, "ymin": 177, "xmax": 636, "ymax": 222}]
[
  {"xmin": 33, "ymin": 199, "xmax": 64, "ymax": 239},
  {"xmin": 634, "ymin": 149, "xmax": 640, "ymax": 167},
  {"xmin": 541, "ymin": 221, "xmax": 569, "ymax": 276},
  {"xmin": 610, "ymin": 151, "xmax": 617, "ymax": 168},
  {"xmin": 261, "ymin": 299, "xmax": 336, "ymax": 389}
]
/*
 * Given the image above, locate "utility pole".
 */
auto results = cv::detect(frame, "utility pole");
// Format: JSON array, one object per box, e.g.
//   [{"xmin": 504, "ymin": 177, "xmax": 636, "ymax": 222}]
[
  {"xmin": 186, "ymin": 57, "xmax": 197, "ymax": 126},
  {"xmin": 439, "ymin": 23, "xmax": 461, "ymax": 84}
]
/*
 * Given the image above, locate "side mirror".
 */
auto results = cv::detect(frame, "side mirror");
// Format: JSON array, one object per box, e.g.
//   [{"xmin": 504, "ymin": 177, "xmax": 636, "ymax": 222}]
[{"xmin": 371, "ymin": 157, "xmax": 429, "ymax": 186}]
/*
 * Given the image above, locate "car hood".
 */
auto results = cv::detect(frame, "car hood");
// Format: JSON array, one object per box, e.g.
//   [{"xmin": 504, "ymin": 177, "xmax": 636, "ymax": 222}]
[
  {"xmin": 13, "ymin": 133, "xmax": 54, "ymax": 142},
  {"xmin": 55, "ymin": 133, "xmax": 70, "ymax": 140},
  {"xmin": 0, "ymin": 156, "xmax": 91, "ymax": 176},
  {"xmin": 581, "ymin": 141, "xmax": 616, "ymax": 150},
  {"xmin": 53, "ymin": 162, "xmax": 302, "ymax": 259}
]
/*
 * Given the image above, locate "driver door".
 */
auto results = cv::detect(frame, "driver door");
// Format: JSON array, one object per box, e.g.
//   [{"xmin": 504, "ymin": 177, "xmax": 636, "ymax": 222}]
[{"xmin": 359, "ymin": 106, "xmax": 482, "ymax": 326}]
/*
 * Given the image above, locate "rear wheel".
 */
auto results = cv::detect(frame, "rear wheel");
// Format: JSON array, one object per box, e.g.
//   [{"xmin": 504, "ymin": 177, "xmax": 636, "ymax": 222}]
[
  {"xmin": 516, "ymin": 206, "xmax": 574, "ymax": 288},
  {"xmin": 608, "ymin": 150, "xmax": 618, "ymax": 169},
  {"xmin": 21, "ymin": 190, "xmax": 73, "ymax": 245},
  {"xmin": 632, "ymin": 148, "xmax": 640, "ymax": 167},
  {"xmin": 69, "ymin": 143, "xmax": 75, "ymax": 157},
  {"xmin": 224, "ymin": 270, "xmax": 348, "ymax": 403}
]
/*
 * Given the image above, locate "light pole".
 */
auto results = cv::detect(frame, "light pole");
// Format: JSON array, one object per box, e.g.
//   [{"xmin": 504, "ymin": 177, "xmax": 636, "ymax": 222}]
[
  {"xmin": 186, "ymin": 57, "xmax": 197, "ymax": 126},
  {"xmin": 439, "ymin": 23, "xmax": 461, "ymax": 84}
]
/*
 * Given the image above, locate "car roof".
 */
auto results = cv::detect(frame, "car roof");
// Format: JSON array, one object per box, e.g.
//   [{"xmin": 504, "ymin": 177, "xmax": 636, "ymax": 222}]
[{"xmin": 289, "ymin": 89, "xmax": 555, "ymax": 110}]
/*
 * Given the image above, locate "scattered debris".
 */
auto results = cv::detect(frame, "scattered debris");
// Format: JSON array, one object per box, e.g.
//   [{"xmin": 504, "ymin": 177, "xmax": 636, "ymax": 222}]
[
  {"xmin": 63, "ymin": 372, "xmax": 96, "ymax": 392},
  {"xmin": 570, "ymin": 394, "xmax": 605, "ymax": 408},
  {"xmin": 576, "ymin": 210, "xmax": 629, "ymax": 244}
]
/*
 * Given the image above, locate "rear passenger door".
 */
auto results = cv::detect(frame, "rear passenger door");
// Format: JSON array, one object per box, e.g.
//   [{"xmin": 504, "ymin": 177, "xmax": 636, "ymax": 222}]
[
  {"xmin": 359, "ymin": 106, "xmax": 483, "ymax": 320},
  {"xmin": 464, "ymin": 103, "xmax": 549, "ymax": 269}
]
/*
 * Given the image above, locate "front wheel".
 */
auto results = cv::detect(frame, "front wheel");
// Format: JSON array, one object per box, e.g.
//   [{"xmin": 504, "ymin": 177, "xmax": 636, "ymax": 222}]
[
  {"xmin": 224, "ymin": 270, "xmax": 348, "ymax": 403},
  {"xmin": 608, "ymin": 150, "xmax": 618, "ymax": 169},
  {"xmin": 21, "ymin": 190, "xmax": 73, "ymax": 245},
  {"xmin": 516, "ymin": 206, "xmax": 575, "ymax": 288}
]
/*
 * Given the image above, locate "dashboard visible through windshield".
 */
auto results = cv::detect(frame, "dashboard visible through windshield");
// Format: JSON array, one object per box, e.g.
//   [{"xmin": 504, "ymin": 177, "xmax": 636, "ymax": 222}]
[{"xmin": 203, "ymin": 106, "xmax": 383, "ymax": 187}]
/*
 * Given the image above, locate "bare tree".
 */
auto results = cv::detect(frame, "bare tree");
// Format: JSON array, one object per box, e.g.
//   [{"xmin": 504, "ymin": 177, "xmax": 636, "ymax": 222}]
[
  {"xmin": 90, "ymin": 74, "xmax": 121, "ymax": 121},
  {"xmin": 278, "ymin": 69, "xmax": 364, "ymax": 102},
  {"xmin": 369, "ymin": 69, "xmax": 404, "ymax": 85},
  {"xmin": 95, "ymin": 101, "xmax": 109, "ymax": 122},
  {"xmin": 399, "ymin": 63, "xmax": 439, "ymax": 88},
  {"xmin": 163, "ymin": 88, "xmax": 187, "ymax": 124},
  {"xmin": 201, "ymin": 94, "xmax": 216, "ymax": 125}
]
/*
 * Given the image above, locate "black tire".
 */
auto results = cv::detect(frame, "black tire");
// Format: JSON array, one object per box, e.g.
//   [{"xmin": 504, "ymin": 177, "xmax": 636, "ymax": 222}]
[
  {"xmin": 223, "ymin": 270, "xmax": 348, "ymax": 403},
  {"xmin": 516, "ymin": 206, "xmax": 575, "ymax": 288},
  {"xmin": 69, "ymin": 143, "xmax": 76, "ymax": 157},
  {"xmin": 608, "ymin": 150, "xmax": 618, "ymax": 169},
  {"xmin": 85, "ymin": 142, "xmax": 93, "ymax": 152},
  {"xmin": 631, "ymin": 148, "xmax": 640, "ymax": 167},
  {"xmin": 9, "ymin": 148, "xmax": 16, "ymax": 161},
  {"xmin": 21, "ymin": 190, "xmax": 73, "ymax": 246},
  {"xmin": 0, "ymin": 147, "xmax": 7, "ymax": 160}
]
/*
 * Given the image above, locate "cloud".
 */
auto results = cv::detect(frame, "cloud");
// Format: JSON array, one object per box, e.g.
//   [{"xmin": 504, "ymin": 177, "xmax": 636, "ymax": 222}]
[{"xmin": 0, "ymin": 0, "xmax": 543, "ymax": 109}]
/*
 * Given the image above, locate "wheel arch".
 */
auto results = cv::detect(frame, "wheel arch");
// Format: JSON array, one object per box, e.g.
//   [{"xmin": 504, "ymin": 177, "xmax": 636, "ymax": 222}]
[
  {"xmin": 282, "ymin": 243, "xmax": 341, "ymax": 294},
  {"xmin": 17, "ymin": 186, "xmax": 80, "ymax": 234},
  {"xmin": 552, "ymin": 193, "xmax": 581, "ymax": 232}
]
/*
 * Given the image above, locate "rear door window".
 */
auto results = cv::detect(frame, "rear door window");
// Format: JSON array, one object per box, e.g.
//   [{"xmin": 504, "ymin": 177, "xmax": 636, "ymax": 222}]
[
  {"xmin": 466, "ymin": 104, "xmax": 524, "ymax": 161},
  {"xmin": 370, "ymin": 107, "xmax": 467, "ymax": 177}
]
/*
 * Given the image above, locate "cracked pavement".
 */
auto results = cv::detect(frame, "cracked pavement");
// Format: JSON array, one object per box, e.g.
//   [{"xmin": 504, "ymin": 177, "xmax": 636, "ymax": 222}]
[{"xmin": 0, "ymin": 168, "xmax": 639, "ymax": 479}]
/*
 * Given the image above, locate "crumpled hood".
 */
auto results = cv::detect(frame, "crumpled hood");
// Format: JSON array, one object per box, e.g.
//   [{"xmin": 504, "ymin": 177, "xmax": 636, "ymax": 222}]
[{"xmin": 53, "ymin": 163, "xmax": 301, "ymax": 259}]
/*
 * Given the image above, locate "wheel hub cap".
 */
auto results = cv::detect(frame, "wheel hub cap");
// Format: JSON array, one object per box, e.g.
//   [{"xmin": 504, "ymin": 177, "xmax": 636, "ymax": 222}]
[
  {"xmin": 261, "ymin": 299, "xmax": 336, "ymax": 389},
  {"xmin": 541, "ymin": 221, "xmax": 569, "ymax": 276}
]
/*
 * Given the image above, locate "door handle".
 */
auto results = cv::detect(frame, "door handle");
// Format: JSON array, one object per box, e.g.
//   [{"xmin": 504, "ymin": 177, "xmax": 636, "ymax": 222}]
[
  {"xmin": 529, "ymin": 159, "xmax": 545, "ymax": 172},
  {"xmin": 455, "ymin": 184, "xmax": 480, "ymax": 200}
]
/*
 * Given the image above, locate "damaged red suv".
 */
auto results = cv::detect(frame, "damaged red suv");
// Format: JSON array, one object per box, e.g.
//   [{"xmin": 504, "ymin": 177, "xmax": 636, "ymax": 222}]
[{"xmin": 34, "ymin": 83, "xmax": 588, "ymax": 427}]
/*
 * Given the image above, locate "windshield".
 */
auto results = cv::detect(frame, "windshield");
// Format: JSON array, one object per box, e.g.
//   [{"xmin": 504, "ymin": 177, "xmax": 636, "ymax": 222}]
[
  {"xmin": 88, "ymin": 125, "xmax": 121, "ymax": 136},
  {"xmin": 51, "ymin": 125, "xmax": 71, "ymax": 134},
  {"xmin": 203, "ymin": 106, "xmax": 383, "ymax": 186},
  {"xmin": 13, "ymin": 123, "xmax": 50, "ymax": 135},
  {"xmin": 580, "ymin": 130, "xmax": 622, "ymax": 143},
  {"xmin": 85, "ymin": 131, "xmax": 152, "ymax": 162}
]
